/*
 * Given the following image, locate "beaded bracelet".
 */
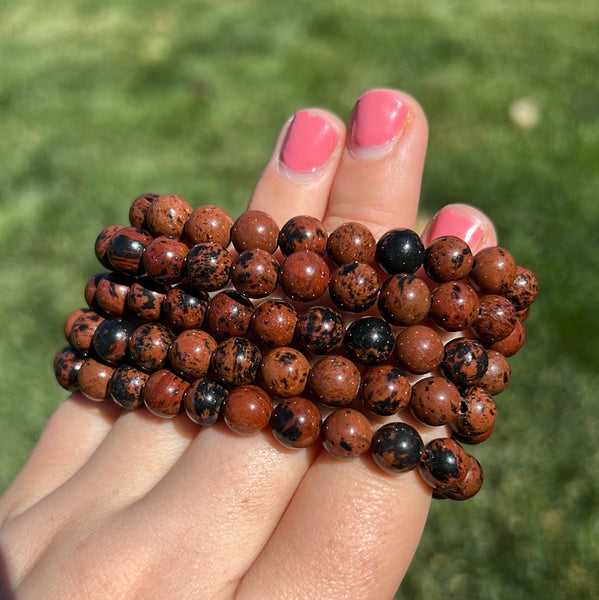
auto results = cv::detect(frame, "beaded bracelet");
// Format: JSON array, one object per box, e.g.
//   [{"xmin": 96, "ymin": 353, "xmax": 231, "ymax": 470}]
[{"xmin": 54, "ymin": 193, "xmax": 538, "ymax": 501}]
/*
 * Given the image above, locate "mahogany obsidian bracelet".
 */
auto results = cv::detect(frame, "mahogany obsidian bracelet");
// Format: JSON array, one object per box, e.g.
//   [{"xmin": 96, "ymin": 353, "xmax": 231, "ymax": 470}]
[{"xmin": 53, "ymin": 193, "xmax": 539, "ymax": 501}]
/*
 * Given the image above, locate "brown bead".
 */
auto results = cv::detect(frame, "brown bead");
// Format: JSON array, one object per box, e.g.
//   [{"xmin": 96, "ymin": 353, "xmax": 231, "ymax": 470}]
[
  {"xmin": 184, "ymin": 205, "xmax": 233, "ymax": 247},
  {"xmin": 128, "ymin": 323, "xmax": 176, "ymax": 372},
  {"xmin": 360, "ymin": 365, "xmax": 411, "ymax": 416},
  {"xmin": 419, "ymin": 437, "xmax": 469, "ymax": 490},
  {"xmin": 441, "ymin": 337, "xmax": 488, "ymax": 386},
  {"xmin": 326, "ymin": 221, "xmax": 376, "ymax": 266},
  {"xmin": 127, "ymin": 278, "xmax": 166, "ymax": 321},
  {"xmin": 184, "ymin": 377, "xmax": 228, "ymax": 426},
  {"xmin": 146, "ymin": 194, "xmax": 193, "ymax": 239},
  {"xmin": 474, "ymin": 294, "xmax": 517, "ymax": 344},
  {"xmin": 429, "ymin": 281, "xmax": 479, "ymax": 332},
  {"xmin": 452, "ymin": 386, "xmax": 497, "ymax": 437},
  {"xmin": 95, "ymin": 273, "xmax": 131, "ymax": 316},
  {"xmin": 109, "ymin": 364, "xmax": 149, "ymax": 409},
  {"xmin": 259, "ymin": 347, "xmax": 310, "ymax": 398},
  {"xmin": 328, "ymin": 262, "xmax": 380, "ymax": 313},
  {"xmin": 278, "ymin": 215, "xmax": 327, "ymax": 255},
  {"xmin": 377, "ymin": 274, "xmax": 431, "ymax": 326},
  {"xmin": 294, "ymin": 305, "xmax": 345, "ymax": 355},
  {"xmin": 94, "ymin": 225, "xmax": 124, "ymax": 269},
  {"xmin": 279, "ymin": 251, "xmax": 330, "ymax": 302},
  {"xmin": 472, "ymin": 349, "xmax": 511, "ymax": 395},
  {"xmin": 409, "ymin": 375, "xmax": 460, "ymax": 426},
  {"xmin": 84, "ymin": 273, "xmax": 106, "ymax": 309},
  {"xmin": 64, "ymin": 308, "xmax": 93, "ymax": 341},
  {"xmin": 437, "ymin": 454, "xmax": 484, "ymax": 500},
  {"xmin": 223, "ymin": 385, "xmax": 272, "ymax": 435},
  {"xmin": 230, "ymin": 210, "xmax": 279, "ymax": 253},
  {"xmin": 321, "ymin": 408, "xmax": 372, "ymax": 459},
  {"xmin": 470, "ymin": 246, "xmax": 516, "ymax": 295},
  {"xmin": 395, "ymin": 325, "xmax": 444, "ymax": 375},
  {"xmin": 168, "ymin": 329, "xmax": 217, "ymax": 379},
  {"xmin": 424, "ymin": 235, "xmax": 474, "ymax": 282},
  {"xmin": 308, "ymin": 355, "xmax": 361, "ymax": 407},
  {"xmin": 505, "ymin": 265, "xmax": 538, "ymax": 310},
  {"xmin": 128, "ymin": 193, "xmax": 158, "ymax": 229},
  {"xmin": 54, "ymin": 346, "xmax": 85, "ymax": 392},
  {"xmin": 163, "ymin": 285, "xmax": 209, "ymax": 330},
  {"xmin": 107, "ymin": 226, "xmax": 153, "ymax": 276},
  {"xmin": 142, "ymin": 235, "xmax": 189, "ymax": 285},
  {"xmin": 452, "ymin": 427, "xmax": 495, "ymax": 445},
  {"xmin": 270, "ymin": 397, "xmax": 322, "ymax": 448},
  {"xmin": 211, "ymin": 337, "xmax": 261, "ymax": 386},
  {"xmin": 205, "ymin": 290, "xmax": 253, "ymax": 339},
  {"xmin": 487, "ymin": 319, "xmax": 526, "ymax": 357},
  {"xmin": 143, "ymin": 369, "xmax": 189, "ymax": 418},
  {"xmin": 185, "ymin": 242, "xmax": 233, "ymax": 292},
  {"xmin": 231, "ymin": 249, "xmax": 280, "ymax": 299},
  {"xmin": 250, "ymin": 300, "xmax": 298, "ymax": 348},
  {"xmin": 69, "ymin": 310, "xmax": 105, "ymax": 355},
  {"xmin": 92, "ymin": 317, "xmax": 137, "ymax": 364},
  {"xmin": 77, "ymin": 357, "xmax": 115, "ymax": 401}
]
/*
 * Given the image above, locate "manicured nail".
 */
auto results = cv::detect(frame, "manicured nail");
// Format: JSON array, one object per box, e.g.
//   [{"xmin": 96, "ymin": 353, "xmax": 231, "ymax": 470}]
[
  {"xmin": 349, "ymin": 90, "xmax": 409, "ymax": 158},
  {"xmin": 422, "ymin": 204, "xmax": 491, "ymax": 252},
  {"xmin": 279, "ymin": 110, "xmax": 338, "ymax": 175}
]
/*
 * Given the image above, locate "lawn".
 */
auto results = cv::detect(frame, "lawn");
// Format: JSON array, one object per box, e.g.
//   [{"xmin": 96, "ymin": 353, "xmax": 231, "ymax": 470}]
[{"xmin": 1, "ymin": 1, "xmax": 597, "ymax": 598}]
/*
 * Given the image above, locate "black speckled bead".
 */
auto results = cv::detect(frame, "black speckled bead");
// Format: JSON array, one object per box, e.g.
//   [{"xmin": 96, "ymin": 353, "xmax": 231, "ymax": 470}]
[
  {"xmin": 128, "ymin": 322, "xmax": 176, "ymax": 372},
  {"xmin": 211, "ymin": 337, "xmax": 262, "ymax": 386},
  {"xmin": 206, "ymin": 290, "xmax": 253, "ymax": 339},
  {"xmin": 128, "ymin": 193, "xmax": 158, "ymax": 229},
  {"xmin": 142, "ymin": 235, "xmax": 189, "ymax": 285},
  {"xmin": 375, "ymin": 228, "xmax": 425, "ymax": 275},
  {"xmin": 95, "ymin": 273, "xmax": 131, "ymax": 317},
  {"xmin": 321, "ymin": 408, "xmax": 373, "ymax": 459},
  {"xmin": 326, "ymin": 221, "xmax": 376, "ymax": 266},
  {"xmin": 371, "ymin": 422, "xmax": 424, "ymax": 474},
  {"xmin": 294, "ymin": 305, "xmax": 345, "ymax": 355},
  {"xmin": 278, "ymin": 215, "xmax": 328, "ymax": 255},
  {"xmin": 231, "ymin": 210, "xmax": 279, "ymax": 254},
  {"xmin": 92, "ymin": 317, "xmax": 137, "ymax": 364},
  {"xmin": 505, "ymin": 266, "xmax": 538, "ymax": 310},
  {"xmin": 54, "ymin": 346, "xmax": 85, "ymax": 392},
  {"xmin": 270, "ymin": 396, "xmax": 322, "ymax": 448},
  {"xmin": 184, "ymin": 205, "xmax": 233, "ymax": 248},
  {"xmin": 472, "ymin": 349, "xmax": 511, "ymax": 395},
  {"xmin": 329, "ymin": 262, "xmax": 380, "ymax": 312},
  {"xmin": 145, "ymin": 194, "xmax": 193, "ymax": 239},
  {"xmin": 64, "ymin": 308, "xmax": 94, "ymax": 341},
  {"xmin": 377, "ymin": 274, "xmax": 431, "ymax": 327},
  {"xmin": 440, "ymin": 337, "xmax": 489, "ymax": 387},
  {"xmin": 77, "ymin": 357, "xmax": 115, "ymax": 401},
  {"xmin": 409, "ymin": 376, "xmax": 460, "ymax": 427},
  {"xmin": 419, "ymin": 437, "xmax": 469, "ymax": 490},
  {"xmin": 308, "ymin": 355, "xmax": 361, "ymax": 407},
  {"xmin": 143, "ymin": 369, "xmax": 189, "ymax": 417},
  {"xmin": 109, "ymin": 364, "xmax": 149, "ymax": 409},
  {"xmin": 84, "ymin": 273, "xmax": 107, "ymax": 310},
  {"xmin": 107, "ymin": 226, "xmax": 153, "ymax": 276},
  {"xmin": 184, "ymin": 377, "xmax": 228, "ymax": 426},
  {"xmin": 487, "ymin": 319, "xmax": 526, "ymax": 357},
  {"xmin": 185, "ymin": 242, "xmax": 233, "ymax": 292},
  {"xmin": 470, "ymin": 246, "xmax": 517, "ymax": 295},
  {"xmin": 343, "ymin": 317, "xmax": 395, "ymax": 366},
  {"xmin": 279, "ymin": 251, "xmax": 330, "ymax": 302},
  {"xmin": 360, "ymin": 365, "xmax": 411, "ymax": 416},
  {"xmin": 436, "ymin": 454, "xmax": 484, "ymax": 500},
  {"xmin": 259, "ymin": 347, "xmax": 310, "ymax": 398},
  {"xmin": 429, "ymin": 281, "xmax": 479, "ymax": 332},
  {"xmin": 231, "ymin": 249, "xmax": 280, "ymax": 299},
  {"xmin": 452, "ymin": 386, "xmax": 497, "ymax": 438},
  {"xmin": 251, "ymin": 300, "xmax": 298, "ymax": 348},
  {"xmin": 474, "ymin": 294, "xmax": 517, "ymax": 344},
  {"xmin": 163, "ymin": 285, "xmax": 210, "ymax": 330},
  {"xmin": 94, "ymin": 225, "xmax": 124, "ymax": 269},
  {"xmin": 69, "ymin": 310, "xmax": 105, "ymax": 355},
  {"xmin": 127, "ymin": 278, "xmax": 167, "ymax": 322},
  {"xmin": 424, "ymin": 235, "xmax": 474, "ymax": 283},
  {"xmin": 168, "ymin": 329, "xmax": 217, "ymax": 379}
]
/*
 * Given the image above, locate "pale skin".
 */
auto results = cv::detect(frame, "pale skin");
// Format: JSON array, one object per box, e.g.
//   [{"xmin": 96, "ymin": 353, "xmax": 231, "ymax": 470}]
[{"xmin": 0, "ymin": 88, "xmax": 497, "ymax": 599}]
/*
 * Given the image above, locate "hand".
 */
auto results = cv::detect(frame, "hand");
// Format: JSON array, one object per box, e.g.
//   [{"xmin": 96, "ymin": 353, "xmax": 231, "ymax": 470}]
[{"xmin": 0, "ymin": 88, "xmax": 497, "ymax": 599}]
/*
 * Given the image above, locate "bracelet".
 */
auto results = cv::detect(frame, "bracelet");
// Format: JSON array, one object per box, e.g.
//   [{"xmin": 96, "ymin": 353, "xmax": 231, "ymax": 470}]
[{"xmin": 53, "ymin": 193, "xmax": 538, "ymax": 501}]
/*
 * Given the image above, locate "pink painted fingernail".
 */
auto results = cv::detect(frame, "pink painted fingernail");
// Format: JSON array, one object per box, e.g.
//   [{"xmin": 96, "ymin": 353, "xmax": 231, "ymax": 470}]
[
  {"xmin": 422, "ymin": 204, "xmax": 491, "ymax": 252},
  {"xmin": 279, "ymin": 110, "xmax": 338, "ymax": 175},
  {"xmin": 349, "ymin": 90, "xmax": 409, "ymax": 158}
]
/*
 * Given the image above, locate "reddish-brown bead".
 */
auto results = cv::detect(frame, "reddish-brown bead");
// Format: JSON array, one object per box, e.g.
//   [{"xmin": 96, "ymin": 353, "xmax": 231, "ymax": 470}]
[
  {"xmin": 185, "ymin": 242, "xmax": 233, "ymax": 292},
  {"xmin": 94, "ymin": 225, "xmax": 124, "ymax": 269},
  {"xmin": 184, "ymin": 205, "xmax": 233, "ymax": 248},
  {"xmin": 128, "ymin": 323, "xmax": 176, "ymax": 372},
  {"xmin": 84, "ymin": 273, "xmax": 106, "ymax": 309},
  {"xmin": 69, "ymin": 310, "xmax": 105, "ymax": 355},
  {"xmin": 211, "ymin": 337, "xmax": 262, "ymax": 386},
  {"xmin": 487, "ymin": 319, "xmax": 526, "ymax": 357},
  {"xmin": 377, "ymin": 273, "xmax": 431, "ymax": 327},
  {"xmin": 63, "ymin": 308, "xmax": 93, "ymax": 341},
  {"xmin": 452, "ymin": 386, "xmax": 497, "ymax": 437},
  {"xmin": 230, "ymin": 210, "xmax": 279, "ymax": 253},
  {"xmin": 184, "ymin": 377, "xmax": 228, "ymax": 426},
  {"xmin": 360, "ymin": 365, "xmax": 411, "ymax": 416},
  {"xmin": 441, "ymin": 337, "xmax": 489, "ymax": 386},
  {"xmin": 308, "ymin": 355, "xmax": 361, "ymax": 407},
  {"xmin": 142, "ymin": 235, "xmax": 189, "ymax": 285},
  {"xmin": 95, "ymin": 273, "xmax": 131, "ymax": 316},
  {"xmin": 437, "ymin": 454, "xmax": 484, "ymax": 500},
  {"xmin": 278, "ymin": 215, "xmax": 328, "ymax": 255},
  {"xmin": 279, "ymin": 251, "xmax": 330, "ymax": 302},
  {"xmin": 109, "ymin": 364, "xmax": 149, "ymax": 409},
  {"xmin": 424, "ymin": 235, "xmax": 474, "ymax": 282},
  {"xmin": 470, "ymin": 246, "xmax": 517, "ymax": 295},
  {"xmin": 321, "ymin": 408, "xmax": 373, "ymax": 459},
  {"xmin": 250, "ymin": 300, "xmax": 298, "ymax": 348},
  {"xmin": 168, "ymin": 329, "xmax": 217, "ymax": 379},
  {"xmin": 472, "ymin": 349, "xmax": 511, "ymax": 395},
  {"xmin": 395, "ymin": 325, "xmax": 444, "ymax": 375},
  {"xmin": 77, "ymin": 357, "xmax": 115, "ymax": 401},
  {"xmin": 259, "ymin": 347, "xmax": 310, "ymax": 398},
  {"xmin": 231, "ymin": 249, "xmax": 280, "ymax": 299},
  {"xmin": 127, "ymin": 278, "xmax": 166, "ymax": 321},
  {"xmin": 429, "ymin": 281, "xmax": 479, "ymax": 331},
  {"xmin": 163, "ymin": 285, "xmax": 209, "ymax": 330},
  {"xmin": 54, "ymin": 346, "xmax": 85, "ymax": 392},
  {"xmin": 128, "ymin": 193, "xmax": 158, "ymax": 229},
  {"xmin": 107, "ymin": 226, "xmax": 153, "ymax": 276},
  {"xmin": 294, "ymin": 305, "xmax": 345, "ymax": 355},
  {"xmin": 92, "ymin": 317, "xmax": 137, "ymax": 364},
  {"xmin": 270, "ymin": 396, "xmax": 322, "ymax": 449},
  {"xmin": 474, "ymin": 294, "xmax": 517, "ymax": 344},
  {"xmin": 329, "ymin": 262, "xmax": 380, "ymax": 312},
  {"xmin": 419, "ymin": 437, "xmax": 469, "ymax": 490},
  {"xmin": 205, "ymin": 290, "xmax": 253, "ymax": 339},
  {"xmin": 409, "ymin": 376, "xmax": 460, "ymax": 426},
  {"xmin": 146, "ymin": 194, "xmax": 193, "ymax": 239},
  {"xmin": 223, "ymin": 385, "xmax": 273, "ymax": 435},
  {"xmin": 505, "ymin": 265, "xmax": 539, "ymax": 310},
  {"xmin": 326, "ymin": 222, "xmax": 376, "ymax": 266},
  {"xmin": 143, "ymin": 369, "xmax": 189, "ymax": 417}
]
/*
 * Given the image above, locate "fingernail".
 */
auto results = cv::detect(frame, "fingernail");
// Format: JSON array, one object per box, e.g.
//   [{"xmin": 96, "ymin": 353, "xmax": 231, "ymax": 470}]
[
  {"xmin": 422, "ymin": 204, "xmax": 491, "ymax": 252},
  {"xmin": 279, "ymin": 110, "xmax": 338, "ymax": 175},
  {"xmin": 349, "ymin": 90, "xmax": 409, "ymax": 158}
]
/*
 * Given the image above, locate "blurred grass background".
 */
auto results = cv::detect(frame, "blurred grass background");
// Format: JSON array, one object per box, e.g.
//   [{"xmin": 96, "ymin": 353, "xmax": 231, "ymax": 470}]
[{"xmin": 1, "ymin": 0, "xmax": 597, "ymax": 598}]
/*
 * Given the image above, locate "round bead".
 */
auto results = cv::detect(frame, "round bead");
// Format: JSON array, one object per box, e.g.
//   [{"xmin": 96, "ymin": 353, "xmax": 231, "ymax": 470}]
[
  {"xmin": 487, "ymin": 319, "xmax": 526, "ymax": 357},
  {"xmin": 279, "ymin": 251, "xmax": 330, "ymax": 302},
  {"xmin": 343, "ymin": 317, "xmax": 395, "ymax": 366},
  {"xmin": 223, "ymin": 385, "xmax": 272, "ymax": 435},
  {"xmin": 92, "ymin": 317, "xmax": 137, "ymax": 364},
  {"xmin": 77, "ymin": 358, "xmax": 115, "ymax": 401},
  {"xmin": 95, "ymin": 273, "xmax": 130, "ymax": 316},
  {"xmin": 259, "ymin": 347, "xmax": 310, "ymax": 398},
  {"xmin": 505, "ymin": 266, "xmax": 538, "ymax": 310},
  {"xmin": 419, "ymin": 437, "xmax": 469, "ymax": 490},
  {"xmin": 441, "ymin": 337, "xmax": 489, "ymax": 386},
  {"xmin": 438, "ymin": 454, "xmax": 484, "ymax": 501},
  {"xmin": 205, "ymin": 290, "xmax": 253, "ymax": 339},
  {"xmin": 128, "ymin": 193, "xmax": 158, "ymax": 229},
  {"xmin": 470, "ymin": 246, "xmax": 517, "ymax": 294},
  {"xmin": 142, "ymin": 235, "xmax": 189, "ymax": 285},
  {"xmin": 424, "ymin": 235, "xmax": 474, "ymax": 282},
  {"xmin": 69, "ymin": 310, "xmax": 105, "ymax": 355},
  {"xmin": 142, "ymin": 369, "xmax": 189, "ymax": 417},
  {"xmin": 429, "ymin": 281, "xmax": 479, "ymax": 332},
  {"xmin": 94, "ymin": 225, "xmax": 124, "ymax": 269},
  {"xmin": 395, "ymin": 325, "xmax": 444, "ymax": 375},
  {"xmin": 184, "ymin": 205, "xmax": 233, "ymax": 247},
  {"xmin": 168, "ymin": 329, "xmax": 217, "ymax": 379},
  {"xmin": 360, "ymin": 365, "xmax": 411, "ymax": 416},
  {"xmin": 84, "ymin": 273, "xmax": 105, "ymax": 309},
  {"xmin": 63, "ymin": 308, "xmax": 93, "ymax": 342},
  {"xmin": 128, "ymin": 323, "xmax": 176, "ymax": 372},
  {"xmin": 250, "ymin": 300, "xmax": 298, "ymax": 348},
  {"xmin": 326, "ymin": 221, "xmax": 376, "ymax": 266},
  {"xmin": 409, "ymin": 376, "xmax": 460, "ymax": 426},
  {"xmin": 472, "ymin": 349, "xmax": 511, "ymax": 395},
  {"xmin": 211, "ymin": 337, "xmax": 261, "ymax": 386},
  {"xmin": 474, "ymin": 294, "xmax": 517, "ymax": 344},
  {"xmin": 452, "ymin": 427, "xmax": 495, "ymax": 445},
  {"xmin": 270, "ymin": 397, "xmax": 322, "ymax": 449},
  {"xmin": 184, "ymin": 377, "xmax": 228, "ymax": 426},
  {"xmin": 452, "ymin": 386, "xmax": 497, "ymax": 438},
  {"xmin": 163, "ymin": 285, "xmax": 209, "ymax": 330},
  {"xmin": 145, "ymin": 194, "xmax": 193, "ymax": 239},
  {"xmin": 54, "ymin": 346, "xmax": 85, "ymax": 392},
  {"xmin": 375, "ymin": 228, "xmax": 425, "ymax": 275},
  {"xmin": 371, "ymin": 422, "xmax": 424, "ymax": 474},
  {"xmin": 109, "ymin": 364, "xmax": 149, "ymax": 409},
  {"xmin": 231, "ymin": 249, "xmax": 279, "ymax": 299},
  {"xmin": 230, "ymin": 210, "xmax": 279, "ymax": 253},
  {"xmin": 185, "ymin": 242, "xmax": 233, "ymax": 292},
  {"xmin": 107, "ymin": 226, "xmax": 153, "ymax": 276},
  {"xmin": 308, "ymin": 355, "xmax": 361, "ymax": 407},
  {"xmin": 294, "ymin": 305, "xmax": 345, "ymax": 355},
  {"xmin": 328, "ymin": 262, "xmax": 380, "ymax": 312},
  {"xmin": 321, "ymin": 408, "xmax": 373, "ymax": 459},
  {"xmin": 377, "ymin": 274, "xmax": 431, "ymax": 326},
  {"xmin": 278, "ymin": 215, "xmax": 327, "ymax": 255},
  {"xmin": 127, "ymin": 278, "xmax": 166, "ymax": 321}
]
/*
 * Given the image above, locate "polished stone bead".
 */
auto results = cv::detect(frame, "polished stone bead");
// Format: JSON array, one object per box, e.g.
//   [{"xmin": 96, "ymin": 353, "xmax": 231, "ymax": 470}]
[
  {"xmin": 95, "ymin": 273, "xmax": 131, "ymax": 317},
  {"xmin": 92, "ymin": 317, "xmax": 137, "ymax": 364},
  {"xmin": 259, "ymin": 347, "xmax": 310, "ymax": 398},
  {"xmin": 474, "ymin": 294, "xmax": 517, "ymax": 344},
  {"xmin": 163, "ymin": 285, "xmax": 210, "ymax": 330},
  {"xmin": 321, "ymin": 408, "xmax": 372, "ymax": 459},
  {"xmin": 452, "ymin": 386, "xmax": 497, "ymax": 438},
  {"xmin": 128, "ymin": 323, "xmax": 176, "ymax": 372},
  {"xmin": 84, "ymin": 273, "xmax": 106, "ymax": 309},
  {"xmin": 343, "ymin": 317, "xmax": 395, "ymax": 366},
  {"xmin": 211, "ymin": 337, "xmax": 261, "ymax": 386},
  {"xmin": 279, "ymin": 251, "xmax": 330, "ymax": 302},
  {"xmin": 328, "ymin": 262, "xmax": 380, "ymax": 313},
  {"xmin": 69, "ymin": 310, "xmax": 105, "ymax": 355},
  {"xmin": 371, "ymin": 422, "xmax": 424, "ymax": 474},
  {"xmin": 127, "ymin": 278, "xmax": 166, "ymax": 321},
  {"xmin": 78, "ymin": 357, "xmax": 115, "ymax": 401},
  {"xmin": 270, "ymin": 396, "xmax": 322, "ymax": 449},
  {"xmin": 308, "ymin": 355, "xmax": 361, "ymax": 407},
  {"xmin": 470, "ymin": 246, "xmax": 516, "ymax": 295},
  {"xmin": 205, "ymin": 290, "xmax": 253, "ymax": 339},
  {"xmin": 505, "ymin": 266, "xmax": 538, "ymax": 310},
  {"xmin": 184, "ymin": 205, "xmax": 233, "ymax": 248},
  {"xmin": 230, "ymin": 210, "xmax": 279, "ymax": 253},
  {"xmin": 231, "ymin": 249, "xmax": 279, "ymax": 299},
  {"xmin": 223, "ymin": 385, "xmax": 272, "ymax": 435},
  {"xmin": 107, "ymin": 226, "xmax": 153, "ymax": 276},
  {"xmin": 169, "ymin": 329, "xmax": 217, "ymax": 379},
  {"xmin": 184, "ymin": 377, "xmax": 228, "ymax": 426},
  {"xmin": 424, "ymin": 235, "xmax": 474, "ymax": 282},
  {"xmin": 419, "ymin": 437, "xmax": 469, "ymax": 490},
  {"xmin": 395, "ymin": 325, "xmax": 444, "ymax": 375},
  {"xmin": 278, "ymin": 215, "xmax": 327, "ymax": 255},
  {"xmin": 294, "ymin": 305, "xmax": 345, "ymax": 355},
  {"xmin": 54, "ymin": 346, "xmax": 85, "ymax": 392},
  {"xmin": 145, "ymin": 194, "xmax": 193, "ymax": 239},
  {"xmin": 326, "ymin": 221, "xmax": 376, "ymax": 266},
  {"xmin": 63, "ymin": 308, "xmax": 93, "ymax": 342},
  {"xmin": 94, "ymin": 225, "xmax": 124, "ymax": 269},
  {"xmin": 375, "ymin": 228, "xmax": 424, "ymax": 274},
  {"xmin": 472, "ymin": 349, "xmax": 511, "ymax": 395},
  {"xmin": 436, "ymin": 454, "xmax": 484, "ymax": 500},
  {"xmin": 109, "ymin": 364, "xmax": 149, "ymax": 409},
  {"xmin": 377, "ymin": 274, "xmax": 431, "ymax": 326},
  {"xmin": 128, "ymin": 193, "xmax": 158, "ymax": 229},
  {"xmin": 440, "ymin": 337, "xmax": 488, "ymax": 386},
  {"xmin": 360, "ymin": 365, "xmax": 411, "ymax": 416},
  {"xmin": 143, "ymin": 369, "xmax": 189, "ymax": 417},
  {"xmin": 250, "ymin": 300, "xmax": 298, "ymax": 348},
  {"xmin": 487, "ymin": 319, "xmax": 526, "ymax": 357},
  {"xmin": 409, "ymin": 376, "xmax": 460, "ymax": 426},
  {"xmin": 429, "ymin": 281, "xmax": 479, "ymax": 332},
  {"xmin": 142, "ymin": 235, "xmax": 189, "ymax": 285},
  {"xmin": 185, "ymin": 242, "xmax": 233, "ymax": 292}
]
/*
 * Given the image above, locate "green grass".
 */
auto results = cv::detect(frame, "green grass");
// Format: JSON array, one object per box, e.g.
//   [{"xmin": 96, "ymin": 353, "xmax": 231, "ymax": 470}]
[{"xmin": 1, "ymin": 1, "xmax": 598, "ymax": 598}]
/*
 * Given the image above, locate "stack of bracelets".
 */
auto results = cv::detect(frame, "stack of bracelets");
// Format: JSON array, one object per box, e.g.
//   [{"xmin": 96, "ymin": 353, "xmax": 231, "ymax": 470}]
[{"xmin": 53, "ymin": 193, "xmax": 538, "ymax": 501}]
